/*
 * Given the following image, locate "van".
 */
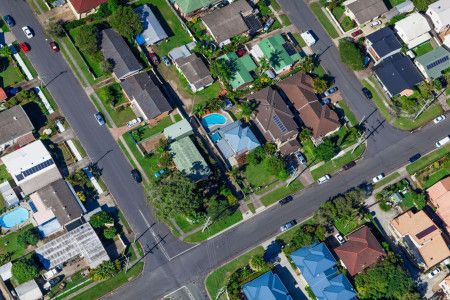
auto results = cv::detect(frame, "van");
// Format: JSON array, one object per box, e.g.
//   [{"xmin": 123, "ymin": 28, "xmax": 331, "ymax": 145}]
[
  {"xmin": 317, "ymin": 174, "xmax": 331, "ymax": 184},
  {"xmin": 436, "ymin": 136, "xmax": 450, "ymax": 148}
]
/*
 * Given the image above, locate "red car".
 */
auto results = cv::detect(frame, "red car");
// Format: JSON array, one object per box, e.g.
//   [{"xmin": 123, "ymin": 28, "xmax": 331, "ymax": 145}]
[
  {"xmin": 351, "ymin": 29, "xmax": 363, "ymax": 38},
  {"xmin": 19, "ymin": 42, "xmax": 29, "ymax": 53},
  {"xmin": 236, "ymin": 47, "xmax": 247, "ymax": 57},
  {"xmin": 49, "ymin": 41, "xmax": 59, "ymax": 52},
  {"xmin": 148, "ymin": 52, "xmax": 159, "ymax": 65}
]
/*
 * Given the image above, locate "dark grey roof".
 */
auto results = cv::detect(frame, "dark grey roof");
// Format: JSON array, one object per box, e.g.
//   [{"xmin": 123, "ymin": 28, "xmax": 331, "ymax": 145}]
[
  {"xmin": 0, "ymin": 105, "xmax": 34, "ymax": 145},
  {"xmin": 373, "ymin": 53, "xmax": 423, "ymax": 96},
  {"xmin": 101, "ymin": 29, "xmax": 142, "ymax": 80},
  {"xmin": 175, "ymin": 54, "xmax": 214, "ymax": 90},
  {"xmin": 121, "ymin": 72, "xmax": 172, "ymax": 119},
  {"xmin": 366, "ymin": 27, "xmax": 402, "ymax": 58}
]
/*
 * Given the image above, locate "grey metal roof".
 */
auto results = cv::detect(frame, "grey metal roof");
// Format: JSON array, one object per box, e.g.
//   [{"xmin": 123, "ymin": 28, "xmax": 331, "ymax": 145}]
[
  {"xmin": 366, "ymin": 27, "xmax": 402, "ymax": 58},
  {"xmin": 416, "ymin": 46, "xmax": 450, "ymax": 79},
  {"xmin": 0, "ymin": 105, "xmax": 34, "ymax": 146},
  {"xmin": 101, "ymin": 29, "xmax": 142, "ymax": 80},
  {"xmin": 135, "ymin": 5, "xmax": 168, "ymax": 45},
  {"xmin": 15, "ymin": 279, "xmax": 42, "ymax": 300},
  {"xmin": 215, "ymin": 121, "xmax": 260, "ymax": 159},
  {"xmin": 345, "ymin": 0, "xmax": 388, "ymax": 24},
  {"xmin": 168, "ymin": 45, "xmax": 191, "ymax": 61},
  {"xmin": 175, "ymin": 54, "xmax": 214, "ymax": 90}
]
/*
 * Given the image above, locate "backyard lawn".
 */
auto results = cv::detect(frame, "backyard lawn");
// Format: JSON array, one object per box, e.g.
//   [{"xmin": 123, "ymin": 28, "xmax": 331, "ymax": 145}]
[
  {"xmin": 310, "ymin": 3, "xmax": 339, "ymax": 39},
  {"xmin": 260, "ymin": 180, "xmax": 304, "ymax": 206},
  {"xmin": 335, "ymin": 217, "xmax": 360, "ymax": 235},
  {"xmin": 96, "ymin": 83, "xmax": 136, "ymax": 126},
  {"xmin": 0, "ymin": 224, "xmax": 34, "ymax": 260},
  {"xmin": 0, "ymin": 57, "xmax": 24, "ymax": 87},
  {"xmin": 413, "ymin": 42, "xmax": 434, "ymax": 57}
]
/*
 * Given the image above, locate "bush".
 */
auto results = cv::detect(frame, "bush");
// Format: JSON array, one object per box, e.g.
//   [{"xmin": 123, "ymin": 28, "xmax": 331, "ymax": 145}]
[
  {"xmin": 74, "ymin": 24, "xmax": 100, "ymax": 55},
  {"xmin": 248, "ymin": 255, "xmax": 267, "ymax": 272},
  {"xmin": 12, "ymin": 260, "xmax": 39, "ymax": 284},
  {"xmin": 90, "ymin": 211, "xmax": 114, "ymax": 229},
  {"xmin": 103, "ymin": 227, "xmax": 117, "ymax": 239},
  {"xmin": 64, "ymin": 19, "xmax": 86, "ymax": 31},
  {"xmin": 339, "ymin": 39, "xmax": 364, "ymax": 70},
  {"xmin": 17, "ymin": 227, "xmax": 39, "ymax": 247},
  {"xmin": 379, "ymin": 200, "xmax": 391, "ymax": 211},
  {"xmin": 90, "ymin": 260, "xmax": 118, "ymax": 281}
]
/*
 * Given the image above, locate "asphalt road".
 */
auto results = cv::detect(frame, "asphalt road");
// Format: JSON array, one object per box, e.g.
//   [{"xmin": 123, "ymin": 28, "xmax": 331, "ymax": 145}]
[{"xmin": 2, "ymin": 1, "xmax": 450, "ymax": 300}]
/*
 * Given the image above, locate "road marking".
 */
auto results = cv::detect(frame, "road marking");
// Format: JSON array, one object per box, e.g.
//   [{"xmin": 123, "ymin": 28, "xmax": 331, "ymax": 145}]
[
  {"xmin": 164, "ymin": 285, "xmax": 195, "ymax": 300},
  {"xmin": 138, "ymin": 209, "xmax": 170, "ymax": 261},
  {"xmin": 168, "ymin": 243, "xmax": 200, "ymax": 261}
]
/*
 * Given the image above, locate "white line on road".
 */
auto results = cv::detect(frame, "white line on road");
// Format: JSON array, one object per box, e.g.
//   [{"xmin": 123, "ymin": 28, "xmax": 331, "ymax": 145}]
[
  {"xmin": 138, "ymin": 209, "xmax": 171, "ymax": 261},
  {"xmin": 163, "ymin": 285, "xmax": 195, "ymax": 300}
]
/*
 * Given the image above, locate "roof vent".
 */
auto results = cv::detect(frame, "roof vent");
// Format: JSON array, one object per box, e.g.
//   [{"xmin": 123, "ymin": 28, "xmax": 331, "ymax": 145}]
[{"xmin": 13, "ymin": 116, "xmax": 17, "ymax": 120}]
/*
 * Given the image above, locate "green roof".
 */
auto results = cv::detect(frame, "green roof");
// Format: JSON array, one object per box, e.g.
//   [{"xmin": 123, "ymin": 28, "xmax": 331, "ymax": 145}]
[
  {"xmin": 174, "ymin": 0, "xmax": 218, "ymax": 14},
  {"xmin": 170, "ymin": 136, "xmax": 211, "ymax": 181},
  {"xmin": 416, "ymin": 46, "xmax": 450, "ymax": 79},
  {"xmin": 219, "ymin": 53, "xmax": 257, "ymax": 89},
  {"xmin": 257, "ymin": 34, "xmax": 301, "ymax": 74}
]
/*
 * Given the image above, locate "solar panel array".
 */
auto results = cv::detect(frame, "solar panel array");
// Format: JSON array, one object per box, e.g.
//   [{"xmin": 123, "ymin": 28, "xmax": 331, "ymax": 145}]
[
  {"xmin": 283, "ymin": 42, "xmax": 297, "ymax": 56},
  {"xmin": 415, "ymin": 225, "xmax": 437, "ymax": 240},
  {"xmin": 273, "ymin": 114, "xmax": 287, "ymax": 133},
  {"xmin": 15, "ymin": 159, "xmax": 54, "ymax": 182},
  {"xmin": 426, "ymin": 56, "xmax": 449, "ymax": 70}
]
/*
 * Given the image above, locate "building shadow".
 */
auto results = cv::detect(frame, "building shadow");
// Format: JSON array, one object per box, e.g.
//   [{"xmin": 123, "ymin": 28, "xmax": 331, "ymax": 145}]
[{"xmin": 273, "ymin": 265, "xmax": 307, "ymax": 300}]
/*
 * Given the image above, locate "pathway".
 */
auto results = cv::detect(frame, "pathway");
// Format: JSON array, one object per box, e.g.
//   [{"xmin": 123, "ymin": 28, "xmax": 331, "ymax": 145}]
[{"xmin": 438, "ymin": 91, "xmax": 450, "ymax": 111}]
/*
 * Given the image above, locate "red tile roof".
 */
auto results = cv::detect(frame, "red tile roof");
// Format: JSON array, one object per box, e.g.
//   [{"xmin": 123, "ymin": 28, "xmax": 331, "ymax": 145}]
[
  {"xmin": 0, "ymin": 88, "xmax": 7, "ymax": 102},
  {"xmin": 70, "ymin": 0, "xmax": 107, "ymax": 13},
  {"xmin": 334, "ymin": 226, "xmax": 385, "ymax": 276}
]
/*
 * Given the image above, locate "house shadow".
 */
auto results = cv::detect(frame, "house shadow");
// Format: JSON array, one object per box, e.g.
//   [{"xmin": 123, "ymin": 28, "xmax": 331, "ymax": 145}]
[
  {"xmin": 41, "ymin": 139, "xmax": 69, "ymax": 177},
  {"xmin": 22, "ymin": 101, "xmax": 48, "ymax": 131},
  {"xmin": 273, "ymin": 265, "xmax": 307, "ymax": 300}
]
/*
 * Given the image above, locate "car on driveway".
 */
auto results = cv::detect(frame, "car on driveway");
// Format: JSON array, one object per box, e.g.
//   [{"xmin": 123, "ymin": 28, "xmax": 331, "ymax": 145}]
[
  {"xmin": 433, "ymin": 115, "xmax": 446, "ymax": 124},
  {"xmin": 371, "ymin": 20, "xmax": 382, "ymax": 27},
  {"xmin": 323, "ymin": 87, "xmax": 338, "ymax": 97},
  {"xmin": 19, "ymin": 42, "xmax": 29, "ymax": 53},
  {"xmin": 94, "ymin": 112, "xmax": 105, "ymax": 126},
  {"xmin": 148, "ymin": 52, "xmax": 159, "ymax": 65},
  {"xmin": 362, "ymin": 87, "xmax": 372, "ymax": 99},
  {"xmin": 279, "ymin": 195, "xmax": 293, "ymax": 205},
  {"xmin": 335, "ymin": 233, "xmax": 345, "ymax": 244},
  {"xmin": 280, "ymin": 220, "xmax": 297, "ymax": 232},
  {"xmin": 318, "ymin": 174, "xmax": 331, "ymax": 184},
  {"xmin": 127, "ymin": 117, "xmax": 142, "ymax": 128},
  {"xmin": 131, "ymin": 169, "xmax": 142, "ymax": 183},
  {"xmin": 49, "ymin": 41, "xmax": 59, "ymax": 52},
  {"xmin": 294, "ymin": 151, "xmax": 307, "ymax": 165},
  {"xmin": 372, "ymin": 173, "xmax": 385, "ymax": 183},
  {"xmin": 427, "ymin": 267, "xmax": 440, "ymax": 279},
  {"xmin": 3, "ymin": 15, "xmax": 15, "ymax": 27},
  {"xmin": 162, "ymin": 55, "xmax": 171, "ymax": 66},
  {"xmin": 22, "ymin": 26, "xmax": 33, "ymax": 39},
  {"xmin": 351, "ymin": 29, "xmax": 363, "ymax": 38}
]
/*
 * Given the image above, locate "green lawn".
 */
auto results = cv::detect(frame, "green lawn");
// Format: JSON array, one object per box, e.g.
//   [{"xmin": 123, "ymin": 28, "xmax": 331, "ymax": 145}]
[
  {"xmin": 244, "ymin": 163, "xmax": 275, "ymax": 188},
  {"xmin": 332, "ymin": 6, "xmax": 345, "ymax": 19},
  {"xmin": 131, "ymin": 116, "xmax": 174, "ymax": 142},
  {"xmin": 270, "ymin": 0, "xmax": 281, "ymax": 11},
  {"xmin": 311, "ymin": 145, "xmax": 365, "ymax": 180},
  {"xmin": 72, "ymin": 139, "xmax": 87, "ymax": 158},
  {"xmin": 363, "ymin": 79, "xmax": 393, "ymax": 122},
  {"xmin": 413, "ymin": 42, "xmax": 434, "ymax": 57},
  {"xmin": 0, "ymin": 164, "xmax": 12, "ymax": 182},
  {"xmin": 394, "ymin": 104, "xmax": 443, "ymax": 130},
  {"xmin": 69, "ymin": 27, "xmax": 105, "ymax": 78},
  {"xmin": 280, "ymin": 14, "xmax": 292, "ymax": 26},
  {"xmin": 335, "ymin": 217, "xmax": 360, "ymax": 235},
  {"xmin": 0, "ymin": 57, "xmax": 25, "ymax": 87},
  {"xmin": 0, "ymin": 224, "xmax": 34, "ymax": 260},
  {"xmin": 174, "ymin": 214, "xmax": 204, "ymax": 233},
  {"xmin": 310, "ymin": 3, "xmax": 339, "ymax": 39},
  {"xmin": 338, "ymin": 100, "xmax": 358, "ymax": 126},
  {"xmin": 96, "ymin": 84, "xmax": 136, "ymax": 126},
  {"xmin": 51, "ymin": 271, "xmax": 92, "ymax": 300},
  {"xmin": 340, "ymin": 16, "xmax": 356, "ymax": 32},
  {"xmin": 385, "ymin": 0, "xmax": 406, "ymax": 9},
  {"xmin": 184, "ymin": 210, "xmax": 243, "ymax": 243},
  {"xmin": 406, "ymin": 144, "xmax": 450, "ymax": 174},
  {"xmin": 292, "ymin": 32, "xmax": 307, "ymax": 48},
  {"xmin": 0, "ymin": 20, "xmax": 9, "ymax": 32},
  {"xmin": 260, "ymin": 180, "xmax": 304, "ymax": 206},
  {"xmin": 373, "ymin": 172, "xmax": 401, "ymax": 190},
  {"xmin": 205, "ymin": 246, "xmax": 264, "ymax": 299},
  {"xmin": 313, "ymin": 65, "xmax": 326, "ymax": 77},
  {"xmin": 70, "ymin": 262, "xmax": 144, "ymax": 300},
  {"xmin": 423, "ymin": 169, "xmax": 450, "ymax": 189}
]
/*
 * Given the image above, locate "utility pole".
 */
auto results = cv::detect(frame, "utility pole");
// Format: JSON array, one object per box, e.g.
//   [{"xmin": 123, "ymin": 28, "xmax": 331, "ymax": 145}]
[
  {"xmin": 202, "ymin": 216, "xmax": 212, "ymax": 232},
  {"xmin": 415, "ymin": 93, "xmax": 437, "ymax": 120}
]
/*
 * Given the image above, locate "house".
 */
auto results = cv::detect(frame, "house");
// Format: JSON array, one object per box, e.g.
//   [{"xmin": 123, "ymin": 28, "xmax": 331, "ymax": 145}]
[
  {"xmin": 218, "ymin": 53, "xmax": 257, "ymax": 90},
  {"xmin": 0, "ymin": 88, "xmax": 7, "ymax": 102},
  {"xmin": 202, "ymin": 0, "xmax": 253, "ymax": 47},
  {"xmin": 68, "ymin": 0, "xmax": 107, "ymax": 19},
  {"xmin": 173, "ymin": 0, "xmax": 221, "ymax": 18},
  {"xmin": 36, "ymin": 222, "xmax": 109, "ymax": 270},
  {"xmin": 15, "ymin": 279, "xmax": 42, "ymax": 300},
  {"xmin": 439, "ymin": 275, "xmax": 450, "ymax": 298},
  {"xmin": 334, "ymin": 226, "xmax": 385, "ymax": 276},
  {"xmin": 390, "ymin": 210, "xmax": 450, "ymax": 270},
  {"xmin": 343, "ymin": 0, "xmax": 388, "ymax": 26},
  {"xmin": 120, "ymin": 72, "xmax": 172, "ymax": 121},
  {"xmin": 169, "ymin": 136, "xmax": 211, "ymax": 181},
  {"xmin": 290, "ymin": 243, "xmax": 357, "ymax": 300},
  {"xmin": 135, "ymin": 5, "xmax": 168, "ymax": 46},
  {"xmin": 174, "ymin": 54, "xmax": 214, "ymax": 92},
  {"xmin": 394, "ymin": 12, "xmax": 432, "ymax": 49},
  {"xmin": 0, "ymin": 105, "xmax": 35, "ymax": 152},
  {"xmin": 278, "ymin": 73, "xmax": 340, "ymax": 142},
  {"xmin": 426, "ymin": 0, "xmax": 450, "ymax": 33},
  {"xmin": 415, "ymin": 46, "xmax": 450, "ymax": 80},
  {"xmin": 242, "ymin": 271, "xmax": 292, "ymax": 300},
  {"xmin": 427, "ymin": 177, "xmax": 450, "ymax": 232},
  {"xmin": 249, "ymin": 86, "xmax": 300, "ymax": 155},
  {"xmin": 29, "ymin": 179, "xmax": 86, "ymax": 238},
  {"xmin": 1, "ymin": 140, "xmax": 62, "ymax": 195},
  {"xmin": 101, "ymin": 29, "xmax": 143, "ymax": 81},
  {"xmin": 168, "ymin": 43, "xmax": 197, "ymax": 61},
  {"xmin": 250, "ymin": 34, "xmax": 301, "ymax": 74},
  {"xmin": 0, "ymin": 262, "xmax": 12, "ymax": 281},
  {"xmin": 373, "ymin": 53, "xmax": 423, "ymax": 97},
  {"xmin": 163, "ymin": 118, "xmax": 193, "ymax": 141},
  {"xmin": 213, "ymin": 120, "xmax": 260, "ymax": 166},
  {"xmin": 365, "ymin": 27, "xmax": 402, "ymax": 64},
  {"xmin": 385, "ymin": 0, "xmax": 415, "ymax": 21}
]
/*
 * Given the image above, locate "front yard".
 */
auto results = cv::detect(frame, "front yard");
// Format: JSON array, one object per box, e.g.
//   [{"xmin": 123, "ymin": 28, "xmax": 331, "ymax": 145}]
[
  {"xmin": 0, "ymin": 57, "xmax": 25, "ymax": 87},
  {"xmin": 260, "ymin": 180, "xmax": 304, "ymax": 206},
  {"xmin": 406, "ymin": 143, "xmax": 450, "ymax": 174},
  {"xmin": 310, "ymin": 2, "xmax": 339, "ymax": 39},
  {"xmin": 96, "ymin": 83, "xmax": 136, "ymax": 127}
]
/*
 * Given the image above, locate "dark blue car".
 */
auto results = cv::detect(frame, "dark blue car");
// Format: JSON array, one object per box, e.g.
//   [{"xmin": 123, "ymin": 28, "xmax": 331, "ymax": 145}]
[{"xmin": 3, "ymin": 15, "xmax": 15, "ymax": 27}]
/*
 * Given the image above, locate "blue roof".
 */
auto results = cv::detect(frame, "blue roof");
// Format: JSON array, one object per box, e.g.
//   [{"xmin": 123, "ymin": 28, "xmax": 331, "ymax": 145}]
[
  {"xmin": 290, "ymin": 243, "xmax": 357, "ymax": 300},
  {"xmin": 38, "ymin": 218, "xmax": 62, "ymax": 238},
  {"xmin": 242, "ymin": 271, "xmax": 292, "ymax": 300},
  {"xmin": 214, "ymin": 121, "xmax": 260, "ymax": 159},
  {"xmin": 135, "ymin": 5, "xmax": 168, "ymax": 45}
]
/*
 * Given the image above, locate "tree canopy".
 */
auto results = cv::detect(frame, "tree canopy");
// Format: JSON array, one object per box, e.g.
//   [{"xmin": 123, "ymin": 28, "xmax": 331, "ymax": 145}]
[
  {"xmin": 90, "ymin": 211, "xmax": 114, "ymax": 229},
  {"xmin": 210, "ymin": 58, "xmax": 237, "ymax": 81},
  {"xmin": 109, "ymin": 6, "xmax": 142, "ymax": 39},
  {"xmin": 339, "ymin": 39, "xmax": 364, "ymax": 71},
  {"xmin": 90, "ymin": 260, "xmax": 118, "ymax": 281},
  {"xmin": 314, "ymin": 138, "xmax": 338, "ymax": 161},
  {"xmin": 17, "ymin": 227, "xmax": 39, "ymax": 247},
  {"xmin": 413, "ymin": 0, "xmax": 433, "ymax": 12},
  {"xmin": 12, "ymin": 260, "xmax": 39, "ymax": 284},
  {"xmin": 75, "ymin": 24, "xmax": 100, "ymax": 55}
]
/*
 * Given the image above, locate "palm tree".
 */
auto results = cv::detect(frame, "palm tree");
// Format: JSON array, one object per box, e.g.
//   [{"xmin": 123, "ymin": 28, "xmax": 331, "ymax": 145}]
[
  {"xmin": 239, "ymin": 100, "xmax": 257, "ymax": 122},
  {"xmin": 193, "ymin": 102, "xmax": 207, "ymax": 116}
]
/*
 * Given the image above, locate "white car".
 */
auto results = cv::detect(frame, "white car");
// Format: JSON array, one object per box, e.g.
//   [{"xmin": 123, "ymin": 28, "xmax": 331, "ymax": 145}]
[
  {"xmin": 127, "ymin": 117, "xmax": 142, "ymax": 128},
  {"xmin": 301, "ymin": 30, "xmax": 317, "ymax": 46},
  {"xmin": 427, "ymin": 267, "xmax": 440, "ymax": 279},
  {"xmin": 22, "ymin": 26, "xmax": 33, "ymax": 39},
  {"xmin": 371, "ymin": 20, "xmax": 382, "ymax": 27},
  {"xmin": 436, "ymin": 136, "xmax": 450, "ymax": 148},
  {"xmin": 335, "ymin": 233, "xmax": 345, "ymax": 244},
  {"xmin": 372, "ymin": 173, "xmax": 385, "ymax": 183},
  {"xmin": 318, "ymin": 174, "xmax": 331, "ymax": 184},
  {"xmin": 433, "ymin": 115, "xmax": 446, "ymax": 124}
]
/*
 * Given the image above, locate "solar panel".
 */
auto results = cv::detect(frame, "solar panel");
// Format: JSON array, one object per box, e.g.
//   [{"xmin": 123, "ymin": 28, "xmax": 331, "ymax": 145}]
[
  {"xmin": 426, "ymin": 56, "xmax": 449, "ymax": 70},
  {"xmin": 283, "ymin": 42, "xmax": 297, "ymax": 56},
  {"xmin": 273, "ymin": 114, "xmax": 287, "ymax": 133},
  {"xmin": 415, "ymin": 225, "xmax": 437, "ymax": 239},
  {"xmin": 19, "ymin": 159, "xmax": 54, "ymax": 179},
  {"xmin": 15, "ymin": 174, "xmax": 24, "ymax": 181}
]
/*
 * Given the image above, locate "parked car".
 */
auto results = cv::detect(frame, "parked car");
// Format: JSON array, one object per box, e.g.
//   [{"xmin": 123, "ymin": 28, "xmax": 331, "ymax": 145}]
[
  {"xmin": 335, "ymin": 233, "xmax": 345, "ymax": 244},
  {"xmin": 162, "ymin": 55, "xmax": 171, "ymax": 66},
  {"xmin": 301, "ymin": 30, "xmax": 317, "ymax": 46},
  {"xmin": 43, "ymin": 275, "xmax": 64, "ymax": 290},
  {"xmin": 236, "ymin": 47, "xmax": 247, "ymax": 57},
  {"xmin": 49, "ymin": 41, "xmax": 59, "ymax": 52},
  {"xmin": 94, "ymin": 112, "xmax": 105, "ymax": 126},
  {"xmin": 427, "ymin": 268, "xmax": 440, "ymax": 279},
  {"xmin": 43, "ymin": 268, "xmax": 60, "ymax": 280},
  {"xmin": 371, "ymin": 20, "xmax": 382, "ymax": 27},
  {"xmin": 372, "ymin": 173, "xmax": 385, "ymax": 183},
  {"xmin": 436, "ymin": 136, "xmax": 450, "ymax": 148},
  {"xmin": 409, "ymin": 153, "xmax": 421, "ymax": 163},
  {"xmin": 323, "ymin": 87, "xmax": 338, "ymax": 97},
  {"xmin": 280, "ymin": 220, "xmax": 297, "ymax": 232},
  {"xmin": 3, "ymin": 15, "xmax": 15, "ymax": 27},
  {"xmin": 279, "ymin": 195, "xmax": 293, "ymax": 205},
  {"xmin": 362, "ymin": 87, "xmax": 372, "ymax": 99},
  {"xmin": 19, "ymin": 42, "xmax": 29, "ymax": 53},
  {"xmin": 294, "ymin": 151, "xmax": 307, "ymax": 165},
  {"xmin": 5, "ymin": 87, "xmax": 19, "ymax": 96},
  {"xmin": 318, "ymin": 174, "xmax": 331, "ymax": 184},
  {"xmin": 351, "ymin": 29, "xmax": 363, "ymax": 38},
  {"xmin": 433, "ymin": 115, "xmax": 446, "ymax": 124},
  {"xmin": 22, "ymin": 26, "xmax": 33, "ymax": 39},
  {"xmin": 131, "ymin": 169, "xmax": 142, "ymax": 183},
  {"xmin": 263, "ymin": 17, "xmax": 274, "ymax": 31},
  {"xmin": 127, "ymin": 117, "xmax": 142, "ymax": 128},
  {"xmin": 148, "ymin": 52, "xmax": 159, "ymax": 65},
  {"xmin": 343, "ymin": 161, "xmax": 356, "ymax": 170}
]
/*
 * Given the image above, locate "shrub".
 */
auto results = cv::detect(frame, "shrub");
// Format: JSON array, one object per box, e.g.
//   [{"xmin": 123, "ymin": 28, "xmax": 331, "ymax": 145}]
[
  {"xmin": 90, "ymin": 211, "xmax": 114, "ymax": 229},
  {"xmin": 12, "ymin": 260, "xmax": 39, "ymax": 284},
  {"xmin": 103, "ymin": 227, "xmax": 117, "ymax": 239},
  {"xmin": 17, "ymin": 227, "xmax": 39, "ymax": 247},
  {"xmin": 338, "ymin": 39, "xmax": 364, "ymax": 70}
]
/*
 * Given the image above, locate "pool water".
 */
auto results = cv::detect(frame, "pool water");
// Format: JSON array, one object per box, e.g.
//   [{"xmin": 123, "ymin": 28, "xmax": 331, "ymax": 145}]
[
  {"xmin": 0, "ymin": 207, "xmax": 29, "ymax": 228},
  {"xmin": 202, "ymin": 113, "xmax": 227, "ymax": 128}
]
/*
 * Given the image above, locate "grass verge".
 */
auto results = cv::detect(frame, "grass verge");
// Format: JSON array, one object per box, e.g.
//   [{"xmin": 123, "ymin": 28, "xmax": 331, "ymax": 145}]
[
  {"xmin": 309, "ymin": 3, "xmax": 339, "ymax": 39},
  {"xmin": 373, "ymin": 172, "xmax": 401, "ymax": 190},
  {"xmin": 406, "ymin": 144, "xmax": 450, "ymax": 174},
  {"xmin": 260, "ymin": 180, "xmax": 304, "ymax": 206},
  {"xmin": 394, "ymin": 104, "xmax": 443, "ymax": 130},
  {"xmin": 338, "ymin": 100, "xmax": 358, "ymax": 126}
]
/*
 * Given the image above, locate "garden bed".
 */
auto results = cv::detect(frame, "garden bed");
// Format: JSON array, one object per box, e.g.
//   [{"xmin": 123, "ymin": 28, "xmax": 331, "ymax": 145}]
[{"xmin": 414, "ymin": 153, "xmax": 450, "ymax": 189}]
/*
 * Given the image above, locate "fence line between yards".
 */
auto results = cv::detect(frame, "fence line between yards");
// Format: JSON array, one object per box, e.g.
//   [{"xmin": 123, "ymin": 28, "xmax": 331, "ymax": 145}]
[
  {"xmin": 11, "ymin": 47, "xmax": 33, "ymax": 80},
  {"xmin": 34, "ymin": 87, "xmax": 55, "ymax": 114}
]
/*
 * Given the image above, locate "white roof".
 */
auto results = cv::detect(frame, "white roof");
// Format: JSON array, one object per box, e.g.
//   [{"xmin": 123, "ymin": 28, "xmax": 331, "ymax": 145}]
[
  {"xmin": 427, "ymin": 0, "xmax": 450, "ymax": 26},
  {"xmin": 0, "ymin": 262, "xmax": 12, "ymax": 281},
  {"xmin": 15, "ymin": 279, "xmax": 43, "ymax": 300},
  {"xmin": 394, "ymin": 12, "xmax": 431, "ymax": 42}
]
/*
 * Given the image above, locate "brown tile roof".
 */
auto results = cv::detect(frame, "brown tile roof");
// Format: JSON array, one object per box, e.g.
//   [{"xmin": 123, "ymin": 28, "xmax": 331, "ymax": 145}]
[
  {"xmin": 334, "ymin": 226, "xmax": 385, "ymax": 276},
  {"xmin": 70, "ymin": 0, "xmax": 107, "ymax": 13},
  {"xmin": 249, "ymin": 87, "xmax": 298, "ymax": 143},
  {"xmin": 279, "ymin": 73, "xmax": 340, "ymax": 139},
  {"xmin": 0, "ymin": 88, "xmax": 7, "ymax": 102},
  {"xmin": 427, "ymin": 177, "xmax": 450, "ymax": 230}
]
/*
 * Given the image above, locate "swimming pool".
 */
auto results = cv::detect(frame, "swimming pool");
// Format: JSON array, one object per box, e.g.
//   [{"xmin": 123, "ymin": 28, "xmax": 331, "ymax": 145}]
[
  {"xmin": 202, "ymin": 113, "xmax": 227, "ymax": 128},
  {"xmin": 0, "ymin": 207, "xmax": 29, "ymax": 229}
]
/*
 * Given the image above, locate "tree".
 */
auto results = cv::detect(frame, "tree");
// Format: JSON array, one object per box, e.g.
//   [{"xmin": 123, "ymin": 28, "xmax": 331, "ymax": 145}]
[
  {"xmin": 90, "ymin": 211, "xmax": 114, "ymax": 229},
  {"xmin": 432, "ymin": 78, "xmax": 443, "ymax": 90},
  {"xmin": 193, "ymin": 102, "xmax": 207, "ymax": 116},
  {"xmin": 76, "ymin": 191, "xmax": 86, "ymax": 202},
  {"xmin": 299, "ymin": 128, "xmax": 312, "ymax": 142},
  {"xmin": 263, "ymin": 143, "xmax": 277, "ymax": 155},
  {"xmin": 12, "ymin": 260, "xmax": 39, "ymax": 284},
  {"xmin": 90, "ymin": 260, "xmax": 118, "ymax": 281},
  {"xmin": 109, "ymin": 6, "xmax": 142, "ymax": 39},
  {"xmin": 96, "ymin": 3, "xmax": 112, "ymax": 18},
  {"xmin": 313, "ymin": 77, "xmax": 328, "ymax": 94},
  {"xmin": 46, "ymin": 20, "xmax": 65, "ymax": 38},
  {"xmin": 339, "ymin": 39, "xmax": 364, "ymax": 70},
  {"xmin": 75, "ymin": 24, "xmax": 100, "ymax": 55},
  {"xmin": 155, "ymin": 138, "xmax": 169, "ymax": 155},
  {"xmin": 206, "ymin": 197, "xmax": 230, "ymax": 220},
  {"xmin": 100, "ymin": 59, "xmax": 114, "ymax": 73},
  {"xmin": 0, "ymin": 252, "xmax": 11, "ymax": 265},
  {"xmin": 314, "ymin": 138, "xmax": 338, "ymax": 161},
  {"xmin": 157, "ymin": 151, "xmax": 173, "ymax": 169},
  {"xmin": 413, "ymin": 0, "xmax": 432, "ymax": 11},
  {"xmin": 108, "ymin": 0, "xmax": 121, "ymax": 12},
  {"xmin": 207, "ymin": 97, "xmax": 224, "ymax": 112},
  {"xmin": 263, "ymin": 156, "xmax": 287, "ymax": 179},
  {"xmin": 17, "ymin": 227, "xmax": 39, "ymax": 247},
  {"xmin": 239, "ymin": 101, "xmax": 257, "ymax": 122},
  {"xmin": 299, "ymin": 55, "xmax": 316, "ymax": 73},
  {"xmin": 249, "ymin": 255, "xmax": 267, "ymax": 272},
  {"xmin": 0, "ymin": 46, "xmax": 12, "ymax": 57},
  {"xmin": 103, "ymin": 227, "xmax": 117, "ymax": 239},
  {"xmin": 246, "ymin": 146, "xmax": 266, "ymax": 165},
  {"xmin": 283, "ymin": 224, "xmax": 325, "ymax": 253},
  {"xmin": 210, "ymin": 58, "xmax": 236, "ymax": 81},
  {"xmin": 257, "ymin": 57, "xmax": 270, "ymax": 74}
]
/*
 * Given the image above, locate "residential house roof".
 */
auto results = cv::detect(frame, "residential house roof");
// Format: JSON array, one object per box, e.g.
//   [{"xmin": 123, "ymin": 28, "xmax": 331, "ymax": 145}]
[
  {"xmin": 250, "ymin": 86, "xmax": 299, "ymax": 144},
  {"xmin": 343, "ymin": 0, "xmax": 388, "ymax": 24},
  {"xmin": 175, "ymin": 54, "xmax": 214, "ymax": 91},
  {"xmin": 390, "ymin": 210, "xmax": 450, "ymax": 269},
  {"xmin": 426, "ymin": 0, "xmax": 450, "ymax": 31},
  {"xmin": 0, "ymin": 88, "xmax": 7, "ymax": 101},
  {"xmin": 373, "ymin": 53, "xmax": 423, "ymax": 96},
  {"xmin": 168, "ymin": 44, "xmax": 193, "ymax": 61},
  {"xmin": 69, "ymin": 0, "xmax": 107, "ymax": 13},
  {"xmin": 290, "ymin": 243, "xmax": 357, "ymax": 300},
  {"xmin": 334, "ymin": 226, "xmax": 385, "ymax": 276},
  {"xmin": 120, "ymin": 72, "xmax": 172, "ymax": 120},
  {"xmin": 242, "ymin": 271, "xmax": 292, "ymax": 300},
  {"xmin": 415, "ymin": 46, "xmax": 450, "ymax": 79},
  {"xmin": 101, "ymin": 29, "xmax": 142, "ymax": 80},
  {"xmin": 219, "ymin": 53, "xmax": 257, "ymax": 89},
  {"xmin": 0, "ymin": 262, "xmax": 12, "ymax": 281},
  {"xmin": 427, "ymin": 177, "xmax": 450, "ymax": 230},
  {"xmin": 214, "ymin": 120, "xmax": 260, "ymax": 159},
  {"xmin": 135, "ymin": 5, "xmax": 168, "ymax": 45},
  {"xmin": 170, "ymin": 136, "xmax": 211, "ymax": 181},
  {"xmin": 256, "ymin": 34, "xmax": 301, "ymax": 74},
  {"xmin": 365, "ymin": 27, "xmax": 402, "ymax": 60},
  {"xmin": 163, "ymin": 118, "xmax": 193, "ymax": 141},
  {"xmin": 174, "ymin": 0, "xmax": 220, "ymax": 15},
  {"xmin": 394, "ymin": 12, "xmax": 431, "ymax": 48},
  {"xmin": 0, "ymin": 105, "xmax": 34, "ymax": 146},
  {"xmin": 15, "ymin": 279, "xmax": 43, "ymax": 300},
  {"xmin": 202, "ymin": 0, "xmax": 252, "ymax": 44},
  {"xmin": 278, "ymin": 73, "xmax": 340, "ymax": 139}
]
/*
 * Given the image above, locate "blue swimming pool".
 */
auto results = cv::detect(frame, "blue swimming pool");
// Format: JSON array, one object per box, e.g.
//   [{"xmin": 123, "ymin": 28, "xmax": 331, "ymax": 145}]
[
  {"xmin": 202, "ymin": 113, "xmax": 227, "ymax": 128},
  {"xmin": 0, "ymin": 207, "xmax": 29, "ymax": 229}
]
